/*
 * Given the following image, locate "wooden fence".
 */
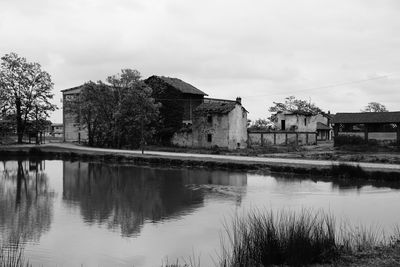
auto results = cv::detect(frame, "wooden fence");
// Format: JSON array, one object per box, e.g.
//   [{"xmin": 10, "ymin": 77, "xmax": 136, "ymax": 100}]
[{"xmin": 248, "ymin": 131, "xmax": 318, "ymax": 147}]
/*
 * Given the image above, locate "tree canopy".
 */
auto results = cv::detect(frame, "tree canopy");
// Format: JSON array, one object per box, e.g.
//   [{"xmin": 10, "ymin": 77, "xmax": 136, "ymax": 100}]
[
  {"xmin": 268, "ymin": 96, "xmax": 322, "ymax": 122},
  {"xmin": 67, "ymin": 69, "xmax": 160, "ymax": 148},
  {"xmin": 248, "ymin": 118, "xmax": 273, "ymax": 131},
  {"xmin": 0, "ymin": 52, "xmax": 56, "ymax": 143},
  {"xmin": 268, "ymin": 96, "xmax": 322, "ymax": 114},
  {"xmin": 361, "ymin": 102, "xmax": 388, "ymax": 112}
]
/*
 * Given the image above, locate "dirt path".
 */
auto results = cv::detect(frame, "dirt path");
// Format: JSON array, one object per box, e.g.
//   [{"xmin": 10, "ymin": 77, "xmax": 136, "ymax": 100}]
[{"xmin": 5, "ymin": 143, "xmax": 400, "ymax": 172}]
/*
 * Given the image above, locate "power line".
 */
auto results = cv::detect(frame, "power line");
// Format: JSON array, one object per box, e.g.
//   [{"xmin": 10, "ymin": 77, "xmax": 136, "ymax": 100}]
[{"xmin": 241, "ymin": 73, "xmax": 397, "ymax": 99}]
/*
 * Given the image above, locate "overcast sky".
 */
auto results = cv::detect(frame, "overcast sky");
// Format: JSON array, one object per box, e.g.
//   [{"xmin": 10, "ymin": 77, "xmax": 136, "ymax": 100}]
[{"xmin": 1, "ymin": 0, "xmax": 399, "ymax": 123}]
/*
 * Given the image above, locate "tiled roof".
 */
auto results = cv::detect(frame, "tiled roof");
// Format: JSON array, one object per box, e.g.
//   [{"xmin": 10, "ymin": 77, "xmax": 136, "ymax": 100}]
[
  {"xmin": 316, "ymin": 122, "xmax": 331, "ymax": 130},
  {"xmin": 149, "ymin": 76, "xmax": 207, "ymax": 95},
  {"xmin": 194, "ymin": 101, "xmax": 237, "ymax": 115},
  {"xmin": 333, "ymin": 112, "xmax": 400, "ymax": 124}
]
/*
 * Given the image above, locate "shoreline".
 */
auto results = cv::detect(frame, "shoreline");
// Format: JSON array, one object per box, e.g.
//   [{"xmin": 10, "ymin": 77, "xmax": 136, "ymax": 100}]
[{"xmin": 1, "ymin": 144, "xmax": 400, "ymax": 181}]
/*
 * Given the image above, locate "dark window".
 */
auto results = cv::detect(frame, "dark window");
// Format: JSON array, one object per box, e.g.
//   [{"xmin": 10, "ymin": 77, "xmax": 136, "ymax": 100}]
[
  {"xmin": 207, "ymin": 115, "xmax": 212, "ymax": 123},
  {"xmin": 281, "ymin": 120, "xmax": 286, "ymax": 130},
  {"xmin": 207, "ymin": 134, "xmax": 212, "ymax": 142},
  {"xmin": 304, "ymin": 118, "xmax": 307, "ymax": 126}
]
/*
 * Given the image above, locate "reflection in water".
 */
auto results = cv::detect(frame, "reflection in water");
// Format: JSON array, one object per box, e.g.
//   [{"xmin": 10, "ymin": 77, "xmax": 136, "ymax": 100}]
[
  {"xmin": 0, "ymin": 160, "xmax": 54, "ymax": 246},
  {"xmin": 62, "ymin": 162, "xmax": 247, "ymax": 237},
  {"xmin": 271, "ymin": 172, "xmax": 400, "ymax": 191}
]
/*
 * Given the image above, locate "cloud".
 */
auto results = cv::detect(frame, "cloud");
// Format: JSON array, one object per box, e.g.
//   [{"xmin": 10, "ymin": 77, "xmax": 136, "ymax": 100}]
[{"xmin": 0, "ymin": 0, "xmax": 399, "ymax": 122}]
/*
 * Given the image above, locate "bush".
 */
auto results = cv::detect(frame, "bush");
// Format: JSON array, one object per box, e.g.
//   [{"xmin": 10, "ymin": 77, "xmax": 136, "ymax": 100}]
[{"xmin": 334, "ymin": 135, "xmax": 365, "ymax": 146}]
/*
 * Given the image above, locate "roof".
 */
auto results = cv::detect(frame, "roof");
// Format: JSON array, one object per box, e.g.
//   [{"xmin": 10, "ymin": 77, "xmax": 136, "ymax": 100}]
[
  {"xmin": 194, "ymin": 101, "xmax": 237, "ymax": 115},
  {"xmin": 333, "ymin": 112, "xmax": 400, "ymax": 124},
  {"xmin": 316, "ymin": 122, "xmax": 331, "ymax": 130},
  {"xmin": 149, "ymin": 76, "xmax": 207, "ymax": 95},
  {"xmin": 61, "ymin": 85, "xmax": 84, "ymax": 93}
]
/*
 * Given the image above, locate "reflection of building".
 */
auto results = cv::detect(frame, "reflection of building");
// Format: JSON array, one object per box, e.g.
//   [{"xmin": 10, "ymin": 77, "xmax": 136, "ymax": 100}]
[
  {"xmin": 62, "ymin": 162, "xmax": 247, "ymax": 236},
  {"xmin": 182, "ymin": 169, "xmax": 247, "ymax": 186}
]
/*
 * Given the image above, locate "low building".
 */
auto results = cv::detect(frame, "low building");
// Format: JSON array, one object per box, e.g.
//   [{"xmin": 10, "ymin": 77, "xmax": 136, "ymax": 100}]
[
  {"xmin": 333, "ymin": 111, "xmax": 400, "ymax": 145},
  {"xmin": 172, "ymin": 98, "xmax": 248, "ymax": 150},
  {"xmin": 273, "ymin": 111, "xmax": 333, "ymax": 141}
]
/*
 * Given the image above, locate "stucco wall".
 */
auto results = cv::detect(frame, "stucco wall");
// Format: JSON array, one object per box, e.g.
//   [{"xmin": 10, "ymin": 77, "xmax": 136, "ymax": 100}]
[
  {"xmin": 192, "ymin": 113, "xmax": 230, "ymax": 149},
  {"xmin": 63, "ymin": 91, "xmax": 88, "ymax": 142},
  {"xmin": 227, "ymin": 105, "xmax": 248, "ymax": 149},
  {"xmin": 171, "ymin": 131, "xmax": 193, "ymax": 147},
  {"xmin": 248, "ymin": 132, "xmax": 317, "ymax": 146},
  {"xmin": 172, "ymin": 103, "xmax": 247, "ymax": 150}
]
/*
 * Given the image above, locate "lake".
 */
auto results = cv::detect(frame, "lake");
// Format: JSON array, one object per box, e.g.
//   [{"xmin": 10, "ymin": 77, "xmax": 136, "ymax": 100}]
[{"xmin": 1, "ymin": 159, "xmax": 400, "ymax": 266}]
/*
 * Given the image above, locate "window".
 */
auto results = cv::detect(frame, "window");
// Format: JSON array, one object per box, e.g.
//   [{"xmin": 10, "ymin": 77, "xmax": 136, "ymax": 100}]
[
  {"xmin": 281, "ymin": 120, "xmax": 286, "ymax": 130},
  {"xmin": 207, "ymin": 134, "xmax": 212, "ymax": 142},
  {"xmin": 207, "ymin": 115, "xmax": 212, "ymax": 123},
  {"xmin": 304, "ymin": 118, "xmax": 307, "ymax": 126}
]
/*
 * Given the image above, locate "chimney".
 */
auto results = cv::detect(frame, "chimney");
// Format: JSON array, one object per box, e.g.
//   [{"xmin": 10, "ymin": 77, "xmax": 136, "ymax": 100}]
[{"xmin": 236, "ymin": 97, "xmax": 242, "ymax": 104}]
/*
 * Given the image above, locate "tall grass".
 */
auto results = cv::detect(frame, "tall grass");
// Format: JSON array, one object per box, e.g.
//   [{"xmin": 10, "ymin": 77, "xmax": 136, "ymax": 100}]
[
  {"xmin": 219, "ymin": 209, "xmax": 338, "ymax": 266},
  {"xmin": 0, "ymin": 242, "xmax": 26, "ymax": 267},
  {"xmin": 218, "ymin": 209, "xmax": 400, "ymax": 266}
]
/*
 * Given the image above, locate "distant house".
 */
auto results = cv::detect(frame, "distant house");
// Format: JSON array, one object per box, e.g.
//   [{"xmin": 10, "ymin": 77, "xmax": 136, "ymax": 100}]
[
  {"xmin": 333, "ymin": 111, "xmax": 400, "ymax": 145},
  {"xmin": 273, "ymin": 111, "xmax": 333, "ymax": 141},
  {"xmin": 172, "ymin": 97, "xmax": 248, "ymax": 149},
  {"xmin": 50, "ymin": 123, "xmax": 63, "ymax": 137},
  {"xmin": 144, "ymin": 76, "xmax": 208, "ymax": 123}
]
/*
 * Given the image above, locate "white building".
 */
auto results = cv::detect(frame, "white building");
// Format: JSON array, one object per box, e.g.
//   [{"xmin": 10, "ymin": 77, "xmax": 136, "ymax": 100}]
[
  {"xmin": 172, "ymin": 98, "xmax": 248, "ymax": 150},
  {"xmin": 273, "ymin": 111, "xmax": 333, "ymax": 141}
]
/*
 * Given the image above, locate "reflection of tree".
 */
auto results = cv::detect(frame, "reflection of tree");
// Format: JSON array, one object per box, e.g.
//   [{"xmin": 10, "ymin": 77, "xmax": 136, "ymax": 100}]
[
  {"xmin": 0, "ymin": 160, "xmax": 54, "ymax": 245},
  {"xmin": 63, "ymin": 162, "xmax": 205, "ymax": 236},
  {"xmin": 62, "ymin": 162, "xmax": 247, "ymax": 237}
]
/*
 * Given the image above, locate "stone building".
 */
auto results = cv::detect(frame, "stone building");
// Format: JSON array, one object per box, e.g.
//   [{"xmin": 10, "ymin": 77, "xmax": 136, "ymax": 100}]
[
  {"xmin": 144, "ymin": 76, "xmax": 207, "ymax": 123},
  {"xmin": 61, "ymin": 85, "xmax": 88, "ymax": 142},
  {"xmin": 62, "ymin": 77, "xmax": 248, "ymax": 149},
  {"xmin": 172, "ymin": 98, "xmax": 248, "ymax": 149},
  {"xmin": 273, "ymin": 111, "xmax": 333, "ymax": 141}
]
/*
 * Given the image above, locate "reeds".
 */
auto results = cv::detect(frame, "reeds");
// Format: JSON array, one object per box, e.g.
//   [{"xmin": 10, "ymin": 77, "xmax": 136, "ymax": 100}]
[
  {"xmin": 219, "ymin": 209, "xmax": 338, "ymax": 266},
  {"xmin": 0, "ymin": 242, "xmax": 26, "ymax": 267}
]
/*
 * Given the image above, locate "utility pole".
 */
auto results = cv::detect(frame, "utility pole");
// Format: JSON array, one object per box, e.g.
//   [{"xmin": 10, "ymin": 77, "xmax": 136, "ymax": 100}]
[{"xmin": 140, "ymin": 109, "xmax": 145, "ymax": 154}]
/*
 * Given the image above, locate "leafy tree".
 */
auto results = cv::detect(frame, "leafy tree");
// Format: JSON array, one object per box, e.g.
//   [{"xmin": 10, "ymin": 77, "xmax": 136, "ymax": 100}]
[
  {"xmin": 268, "ymin": 96, "xmax": 322, "ymax": 121},
  {"xmin": 68, "ymin": 69, "xmax": 160, "ymax": 148},
  {"xmin": 361, "ymin": 102, "xmax": 388, "ymax": 112},
  {"xmin": 268, "ymin": 96, "xmax": 322, "ymax": 114},
  {"xmin": 248, "ymin": 118, "xmax": 273, "ymax": 131},
  {"xmin": 0, "ymin": 53, "xmax": 56, "ymax": 143}
]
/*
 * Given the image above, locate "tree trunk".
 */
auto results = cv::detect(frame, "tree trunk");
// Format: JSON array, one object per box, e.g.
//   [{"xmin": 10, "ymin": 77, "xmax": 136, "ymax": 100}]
[{"xmin": 16, "ymin": 98, "xmax": 23, "ymax": 144}]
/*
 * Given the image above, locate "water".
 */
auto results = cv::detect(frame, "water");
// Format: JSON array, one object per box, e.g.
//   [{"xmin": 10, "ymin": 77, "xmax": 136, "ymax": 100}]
[{"xmin": 1, "ymin": 159, "xmax": 400, "ymax": 266}]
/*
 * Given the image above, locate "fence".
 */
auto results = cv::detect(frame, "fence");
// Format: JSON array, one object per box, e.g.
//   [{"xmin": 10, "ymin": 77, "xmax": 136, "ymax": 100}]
[{"xmin": 248, "ymin": 131, "xmax": 318, "ymax": 147}]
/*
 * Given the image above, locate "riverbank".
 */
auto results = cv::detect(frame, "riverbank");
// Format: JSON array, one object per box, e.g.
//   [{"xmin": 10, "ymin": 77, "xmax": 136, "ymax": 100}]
[{"xmin": 1, "ymin": 143, "xmax": 400, "ymax": 181}]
